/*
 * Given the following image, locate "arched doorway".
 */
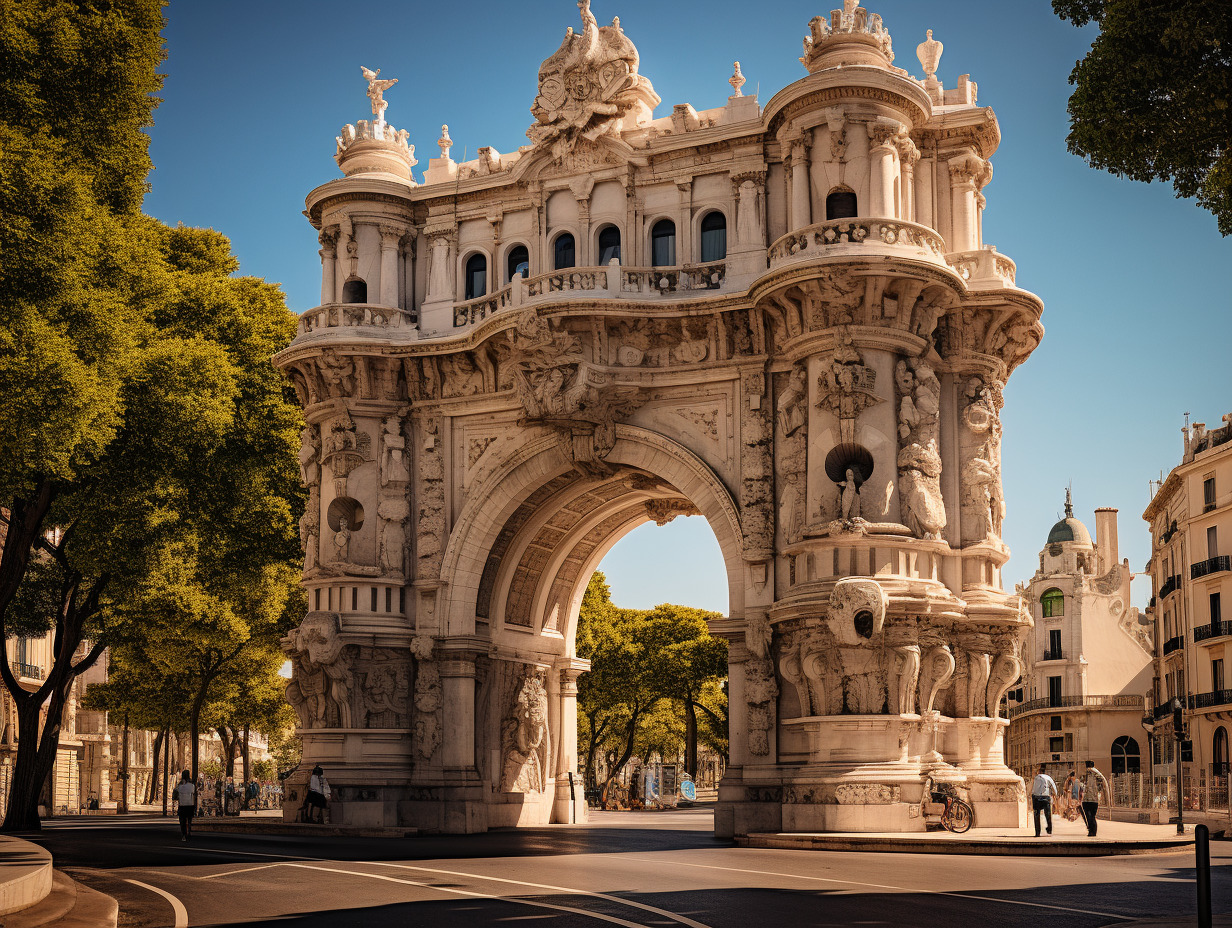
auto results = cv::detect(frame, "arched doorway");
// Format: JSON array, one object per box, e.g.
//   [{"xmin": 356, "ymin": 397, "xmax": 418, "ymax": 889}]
[
  {"xmin": 1214, "ymin": 726, "xmax": 1228, "ymax": 776},
  {"xmin": 1111, "ymin": 735, "xmax": 1141, "ymax": 774}
]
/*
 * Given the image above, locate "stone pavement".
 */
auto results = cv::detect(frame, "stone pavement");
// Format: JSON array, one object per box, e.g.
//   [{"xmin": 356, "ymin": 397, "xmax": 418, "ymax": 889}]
[
  {"xmin": 0, "ymin": 835, "xmax": 116, "ymax": 927},
  {"xmin": 741, "ymin": 812, "xmax": 1197, "ymax": 856}
]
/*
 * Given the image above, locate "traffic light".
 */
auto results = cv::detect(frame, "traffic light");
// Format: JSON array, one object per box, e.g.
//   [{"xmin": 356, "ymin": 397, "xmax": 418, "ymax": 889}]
[
  {"xmin": 1182, "ymin": 740, "xmax": 1195, "ymax": 763},
  {"xmin": 1173, "ymin": 699, "xmax": 1185, "ymax": 736}
]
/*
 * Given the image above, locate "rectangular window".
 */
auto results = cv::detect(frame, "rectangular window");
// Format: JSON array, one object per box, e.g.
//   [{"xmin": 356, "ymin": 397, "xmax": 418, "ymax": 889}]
[
  {"xmin": 1213, "ymin": 592, "xmax": 1223, "ymax": 625},
  {"xmin": 1209, "ymin": 525, "xmax": 1219, "ymax": 558},
  {"xmin": 1050, "ymin": 715, "xmax": 1062, "ymax": 731},
  {"xmin": 370, "ymin": 587, "xmax": 378, "ymax": 612},
  {"xmin": 1048, "ymin": 628, "xmax": 1062, "ymax": 658},
  {"xmin": 1064, "ymin": 733, "xmax": 1074, "ymax": 752},
  {"xmin": 1049, "ymin": 737, "xmax": 1065, "ymax": 753},
  {"xmin": 1214, "ymin": 658, "xmax": 1225, "ymax": 693},
  {"xmin": 351, "ymin": 587, "xmax": 358, "ymax": 611},
  {"xmin": 1205, "ymin": 477, "xmax": 1217, "ymax": 510},
  {"xmin": 1048, "ymin": 676, "xmax": 1062, "ymax": 706},
  {"xmin": 386, "ymin": 587, "xmax": 392, "ymax": 613}
]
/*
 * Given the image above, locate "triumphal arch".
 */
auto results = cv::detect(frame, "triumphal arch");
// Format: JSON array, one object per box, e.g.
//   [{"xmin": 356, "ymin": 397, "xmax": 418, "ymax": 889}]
[{"xmin": 275, "ymin": 0, "xmax": 1043, "ymax": 834}]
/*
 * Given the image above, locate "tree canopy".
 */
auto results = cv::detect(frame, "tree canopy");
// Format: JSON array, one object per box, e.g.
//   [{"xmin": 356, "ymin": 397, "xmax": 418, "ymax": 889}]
[{"xmin": 1053, "ymin": 0, "xmax": 1232, "ymax": 234}]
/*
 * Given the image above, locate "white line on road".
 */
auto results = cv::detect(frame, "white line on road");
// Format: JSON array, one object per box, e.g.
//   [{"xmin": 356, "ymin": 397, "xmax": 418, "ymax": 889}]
[
  {"xmin": 365, "ymin": 860, "xmax": 715, "ymax": 928},
  {"xmin": 125, "ymin": 878, "xmax": 189, "ymax": 928},
  {"xmin": 282, "ymin": 862, "xmax": 675, "ymax": 928},
  {"xmin": 620, "ymin": 856, "xmax": 1135, "ymax": 921}
]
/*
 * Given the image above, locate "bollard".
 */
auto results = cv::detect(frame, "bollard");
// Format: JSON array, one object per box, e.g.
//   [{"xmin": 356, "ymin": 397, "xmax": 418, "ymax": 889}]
[{"xmin": 1197, "ymin": 824, "xmax": 1212, "ymax": 928}]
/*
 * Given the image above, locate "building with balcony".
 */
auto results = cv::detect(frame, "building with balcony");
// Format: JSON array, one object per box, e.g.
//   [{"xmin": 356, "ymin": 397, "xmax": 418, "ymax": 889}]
[
  {"xmin": 1145, "ymin": 411, "xmax": 1232, "ymax": 785},
  {"xmin": 1006, "ymin": 494, "xmax": 1153, "ymax": 782}
]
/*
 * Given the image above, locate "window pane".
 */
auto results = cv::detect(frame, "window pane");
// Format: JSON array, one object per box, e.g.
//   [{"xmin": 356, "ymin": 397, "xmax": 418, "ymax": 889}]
[
  {"xmin": 554, "ymin": 234, "xmax": 576, "ymax": 270},
  {"xmin": 465, "ymin": 255, "xmax": 487, "ymax": 300},
  {"xmin": 598, "ymin": 226, "xmax": 621, "ymax": 265},
  {"xmin": 507, "ymin": 246, "xmax": 529, "ymax": 282},
  {"xmin": 700, "ymin": 212, "xmax": 727, "ymax": 262},
  {"xmin": 651, "ymin": 220, "xmax": 676, "ymax": 267}
]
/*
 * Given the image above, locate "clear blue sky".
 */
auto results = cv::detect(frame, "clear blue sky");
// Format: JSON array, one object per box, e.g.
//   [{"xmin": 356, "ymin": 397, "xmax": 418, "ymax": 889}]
[{"xmin": 147, "ymin": 1, "xmax": 1229, "ymax": 614}]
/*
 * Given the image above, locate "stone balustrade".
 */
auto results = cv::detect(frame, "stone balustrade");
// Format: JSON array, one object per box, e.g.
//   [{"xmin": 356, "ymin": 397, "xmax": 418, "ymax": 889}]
[
  {"xmin": 946, "ymin": 246, "xmax": 1017, "ymax": 287},
  {"xmin": 453, "ymin": 285, "xmax": 516, "ymax": 327},
  {"xmin": 298, "ymin": 303, "xmax": 415, "ymax": 336},
  {"xmin": 767, "ymin": 218, "xmax": 948, "ymax": 269}
]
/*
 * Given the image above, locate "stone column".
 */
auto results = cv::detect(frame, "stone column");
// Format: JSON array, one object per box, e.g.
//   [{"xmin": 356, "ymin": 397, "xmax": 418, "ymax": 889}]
[
  {"xmin": 552, "ymin": 663, "xmax": 588, "ymax": 824},
  {"xmin": 949, "ymin": 160, "xmax": 980, "ymax": 252},
  {"xmin": 439, "ymin": 656, "xmax": 476, "ymax": 769},
  {"xmin": 868, "ymin": 124, "xmax": 899, "ymax": 219},
  {"xmin": 319, "ymin": 228, "xmax": 339, "ymax": 305},
  {"xmin": 379, "ymin": 225, "xmax": 402, "ymax": 308},
  {"xmin": 896, "ymin": 137, "xmax": 920, "ymax": 223},
  {"xmin": 577, "ymin": 200, "xmax": 592, "ymax": 267},
  {"xmin": 788, "ymin": 138, "xmax": 811, "ymax": 230},
  {"xmin": 677, "ymin": 180, "xmax": 693, "ymax": 264}
]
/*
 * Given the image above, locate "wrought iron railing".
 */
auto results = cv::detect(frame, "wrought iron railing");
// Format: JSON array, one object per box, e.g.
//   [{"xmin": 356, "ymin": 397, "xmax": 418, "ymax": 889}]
[
  {"xmin": 1041, "ymin": 649, "xmax": 1064, "ymax": 661},
  {"xmin": 1192, "ymin": 555, "xmax": 1231, "ymax": 580},
  {"xmin": 1007, "ymin": 693, "xmax": 1144, "ymax": 720},
  {"xmin": 1160, "ymin": 574, "xmax": 1184, "ymax": 599},
  {"xmin": 1194, "ymin": 620, "xmax": 1232, "ymax": 643},
  {"xmin": 1163, "ymin": 635, "xmax": 1185, "ymax": 655},
  {"xmin": 11, "ymin": 661, "xmax": 43, "ymax": 680},
  {"xmin": 1191, "ymin": 689, "xmax": 1232, "ymax": 710}
]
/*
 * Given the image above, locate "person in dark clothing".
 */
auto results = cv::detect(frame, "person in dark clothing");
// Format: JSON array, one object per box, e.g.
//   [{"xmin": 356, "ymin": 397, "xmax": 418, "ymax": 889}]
[{"xmin": 173, "ymin": 771, "xmax": 196, "ymax": 842}]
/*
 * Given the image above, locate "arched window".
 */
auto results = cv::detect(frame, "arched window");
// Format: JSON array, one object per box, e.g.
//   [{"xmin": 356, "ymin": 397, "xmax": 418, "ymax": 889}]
[
  {"xmin": 1111, "ymin": 735, "xmax": 1141, "ymax": 774},
  {"xmin": 341, "ymin": 278, "xmax": 367, "ymax": 304},
  {"xmin": 553, "ymin": 233, "xmax": 576, "ymax": 270},
  {"xmin": 507, "ymin": 245, "xmax": 529, "ymax": 282},
  {"xmin": 1041, "ymin": 588, "xmax": 1065, "ymax": 618},
  {"xmin": 597, "ymin": 225, "xmax": 621, "ymax": 265},
  {"xmin": 826, "ymin": 189, "xmax": 859, "ymax": 220},
  {"xmin": 700, "ymin": 211, "xmax": 727, "ymax": 262},
  {"xmin": 651, "ymin": 219, "xmax": 676, "ymax": 267},
  {"xmin": 1215, "ymin": 727, "xmax": 1229, "ymax": 775},
  {"xmin": 464, "ymin": 253, "xmax": 487, "ymax": 301}
]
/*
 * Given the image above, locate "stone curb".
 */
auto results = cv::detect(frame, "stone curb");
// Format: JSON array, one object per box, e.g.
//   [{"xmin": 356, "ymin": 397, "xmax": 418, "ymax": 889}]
[
  {"xmin": 738, "ymin": 832, "xmax": 1196, "ymax": 856},
  {"xmin": 0, "ymin": 835, "xmax": 53, "ymax": 916},
  {"xmin": 4, "ymin": 870, "xmax": 118, "ymax": 928},
  {"xmin": 192, "ymin": 820, "xmax": 417, "ymax": 839}
]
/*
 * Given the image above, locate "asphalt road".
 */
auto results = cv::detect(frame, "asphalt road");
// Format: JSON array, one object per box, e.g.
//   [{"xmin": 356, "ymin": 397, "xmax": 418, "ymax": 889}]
[{"xmin": 16, "ymin": 809, "xmax": 1232, "ymax": 927}]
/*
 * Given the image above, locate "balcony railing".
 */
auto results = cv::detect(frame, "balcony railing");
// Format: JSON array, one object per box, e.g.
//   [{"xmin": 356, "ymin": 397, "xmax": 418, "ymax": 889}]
[
  {"xmin": 1191, "ymin": 690, "xmax": 1232, "ymax": 711},
  {"xmin": 1163, "ymin": 635, "xmax": 1185, "ymax": 655},
  {"xmin": 1041, "ymin": 649, "xmax": 1064, "ymax": 661},
  {"xmin": 1007, "ymin": 693, "xmax": 1145, "ymax": 720},
  {"xmin": 1192, "ymin": 555, "xmax": 1231, "ymax": 580},
  {"xmin": 11, "ymin": 661, "xmax": 43, "ymax": 680},
  {"xmin": 297, "ymin": 302, "xmax": 415, "ymax": 336},
  {"xmin": 1194, "ymin": 621, "xmax": 1232, "ymax": 643},
  {"xmin": 1155, "ymin": 700, "xmax": 1177, "ymax": 720},
  {"xmin": 767, "ymin": 218, "xmax": 949, "ymax": 270},
  {"xmin": 1160, "ymin": 574, "xmax": 1184, "ymax": 600}
]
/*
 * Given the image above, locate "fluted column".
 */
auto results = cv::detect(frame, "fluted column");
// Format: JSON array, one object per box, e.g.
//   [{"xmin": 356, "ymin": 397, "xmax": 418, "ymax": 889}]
[
  {"xmin": 896, "ymin": 136, "xmax": 920, "ymax": 223},
  {"xmin": 319, "ymin": 227, "xmax": 339, "ymax": 305},
  {"xmin": 949, "ymin": 160, "xmax": 980, "ymax": 252},
  {"xmin": 378, "ymin": 225, "xmax": 402, "ymax": 308},
  {"xmin": 789, "ymin": 138, "xmax": 811, "ymax": 230}
]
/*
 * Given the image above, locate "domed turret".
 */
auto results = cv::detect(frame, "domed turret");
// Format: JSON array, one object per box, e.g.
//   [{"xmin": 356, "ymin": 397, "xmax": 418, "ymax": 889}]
[{"xmin": 1047, "ymin": 489, "xmax": 1093, "ymax": 547}]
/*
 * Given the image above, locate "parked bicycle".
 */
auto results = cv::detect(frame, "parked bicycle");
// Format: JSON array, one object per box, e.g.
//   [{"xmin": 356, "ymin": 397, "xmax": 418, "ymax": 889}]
[{"xmin": 921, "ymin": 777, "xmax": 974, "ymax": 834}]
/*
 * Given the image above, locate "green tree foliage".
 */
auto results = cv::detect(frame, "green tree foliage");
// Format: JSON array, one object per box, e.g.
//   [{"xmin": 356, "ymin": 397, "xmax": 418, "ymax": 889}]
[
  {"xmin": 0, "ymin": 0, "xmax": 304, "ymax": 830},
  {"xmin": 575, "ymin": 572, "xmax": 728, "ymax": 793},
  {"xmin": 1053, "ymin": 0, "xmax": 1232, "ymax": 234}
]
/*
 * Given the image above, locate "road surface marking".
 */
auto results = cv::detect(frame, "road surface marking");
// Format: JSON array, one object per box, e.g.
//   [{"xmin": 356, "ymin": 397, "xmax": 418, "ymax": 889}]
[
  {"xmin": 620, "ymin": 856, "xmax": 1136, "ymax": 920},
  {"xmin": 282, "ymin": 862, "xmax": 680, "ymax": 927},
  {"xmin": 367, "ymin": 860, "xmax": 714, "ymax": 928},
  {"xmin": 125, "ymin": 878, "xmax": 189, "ymax": 928}
]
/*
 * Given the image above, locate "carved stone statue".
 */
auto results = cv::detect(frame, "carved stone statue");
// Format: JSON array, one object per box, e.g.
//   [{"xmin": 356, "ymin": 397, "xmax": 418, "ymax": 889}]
[
  {"xmin": 736, "ymin": 178, "xmax": 765, "ymax": 249},
  {"xmin": 381, "ymin": 417, "xmax": 408, "ymax": 485},
  {"xmin": 333, "ymin": 517, "xmax": 352, "ymax": 563},
  {"xmin": 892, "ymin": 643, "xmax": 921, "ymax": 715},
  {"xmin": 284, "ymin": 613, "xmax": 353, "ymax": 730},
  {"xmin": 377, "ymin": 497, "xmax": 409, "ymax": 577},
  {"xmin": 299, "ymin": 506, "xmax": 320, "ymax": 573},
  {"xmin": 500, "ymin": 669, "xmax": 550, "ymax": 792},
  {"xmin": 776, "ymin": 365, "xmax": 807, "ymax": 437},
  {"xmin": 361, "ymin": 66, "xmax": 398, "ymax": 124},
  {"xmin": 841, "ymin": 467, "xmax": 861, "ymax": 521},
  {"xmin": 299, "ymin": 427, "xmax": 320, "ymax": 487}
]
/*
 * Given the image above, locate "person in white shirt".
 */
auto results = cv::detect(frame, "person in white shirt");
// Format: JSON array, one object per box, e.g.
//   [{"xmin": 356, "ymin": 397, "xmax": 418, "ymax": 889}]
[
  {"xmin": 1030, "ymin": 764, "xmax": 1059, "ymax": 837},
  {"xmin": 303, "ymin": 765, "xmax": 330, "ymax": 824},
  {"xmin": 173, "ymin": 770, "xmax": 197, "ymax": 842}
]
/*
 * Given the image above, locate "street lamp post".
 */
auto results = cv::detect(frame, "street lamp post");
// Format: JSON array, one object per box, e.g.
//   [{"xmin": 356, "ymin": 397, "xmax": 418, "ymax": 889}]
[
  {"xmin": 1141, "ymin": 712, "xmax": 1156, "ymax": 811},
  {"xmin": 1173, "ymin": 698, "xmax": 1186, "ymax": 836}
]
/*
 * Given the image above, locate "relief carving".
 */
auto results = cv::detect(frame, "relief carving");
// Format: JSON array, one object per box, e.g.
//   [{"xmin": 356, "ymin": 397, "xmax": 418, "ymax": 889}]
[
  {"xmin": 895, "ymin": 358, "xmax": 946, "ymax": 540},
  {"xmin": 410, "ymin": 635, "xmax": 442, "ymax": 761},
  {"xmin": 284, "ymin": 612, "xmax": 353, "ymax": 730},
  {"xmin": 500, "ymin": 668, "xmax": 550, "ymax": 793}
]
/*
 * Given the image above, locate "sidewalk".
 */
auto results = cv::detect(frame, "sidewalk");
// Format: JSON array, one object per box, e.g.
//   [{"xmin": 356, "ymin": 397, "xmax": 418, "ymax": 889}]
[
  {"xmin": 740, "ymin": 814, "xmax": 1197, "ymax": 856},
  {"xmin": 0, "ymin": 835, "xmax": 52, "ymax": 916}
]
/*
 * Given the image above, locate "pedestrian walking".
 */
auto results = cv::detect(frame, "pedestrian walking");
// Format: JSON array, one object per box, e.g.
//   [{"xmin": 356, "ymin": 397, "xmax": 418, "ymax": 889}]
[
  {"xmin": 302, "ymin": 765, "xmax": 330, "ymax": 824},
  {"xmin": 173, "ymin": 771, "xmax": 196, "ymax": 842},
  {"xmin": 1030, "ymin": 764, "xmax": 1058, "ymax": 837},
  {"xmin": 1080, "ymin": 760, "xmax": 1109, "ymax": 836}
]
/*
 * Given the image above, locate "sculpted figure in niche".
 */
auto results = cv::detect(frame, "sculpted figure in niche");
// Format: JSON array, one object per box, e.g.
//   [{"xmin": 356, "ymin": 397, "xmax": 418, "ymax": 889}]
[
  {"xmin": 428, "ymin": 236, "xmax": 451, "ymax": 301},
  {"xmin": 840, "ymin": 467, "xmax": 861, "ymax": 521},
  {"xmin": 501, "ymin": 671, "xmax": 550, "ymax": 793},
  {"xmin": 333, "ymin": 518, "xmax": 351, "ymax": 563},
  {"xmin": 381, "ymin": 417, "xmax": 408, "ymax": 486},
  {"xmin": 377, "ymin": 497, "xmax": 409, "ymax": 577},
  {"xmin": 299, "ymin": 504, "xmax": 320, "ymax": 573},
  {"xmin": 736, "ymin": 178, "xmax": 765, "ymax": 249},
  {"xmin": 776, "ymin": 366, "xmax": 807, "ymax": 437},
  {"xmin": 962, "ymin": 377, "xmax": 1006, "ymax": 541},
  {"xmin": 896, "ymin": 357, "xmax": 946, "ymax": 539},
  {"xmin": 441, "ymin": 354, "xmax": 484, "ymax": 397}
]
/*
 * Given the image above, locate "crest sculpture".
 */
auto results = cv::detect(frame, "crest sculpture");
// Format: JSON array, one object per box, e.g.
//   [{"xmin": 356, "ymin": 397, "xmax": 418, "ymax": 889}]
[{"xmin": 275, "ymin": 1, "xmax": 1041, "ymax": 835}]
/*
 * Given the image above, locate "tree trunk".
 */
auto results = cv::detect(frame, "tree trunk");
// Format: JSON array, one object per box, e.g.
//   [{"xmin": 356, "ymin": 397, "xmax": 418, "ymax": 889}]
[
  {"xmin": 190, "ymin": 681, "xmax": 210, "ymax": 781},
  {"xmin": 242, "ymin": 724, "xmax": 250, "ymax": 783},
  {"xmin": 684, "ymin": 697, "xmax": 698, "ymax": 778},
  {"xmin": 599, "ymin": 707, "xmax": 647, "ymax": 798},
  {"xmin": 147, "ymin": 730, "xmax": 165, "ymax": 804},
  {"xmin": 1, "ymin": 689, "xmax": 67, "ymax": 831},
  {"xmin": 162, "ymin": 725, "xmax": 171, "ymax": 817},
  {"xmin": 118, "ymin": 711, "xmax": 130, "ymax": 814}
]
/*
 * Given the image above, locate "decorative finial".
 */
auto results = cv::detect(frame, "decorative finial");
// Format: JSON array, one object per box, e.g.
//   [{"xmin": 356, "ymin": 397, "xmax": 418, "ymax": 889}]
[
  {"xmin": 1064, "ymin": 487, "xmax": 1074, "ymax": 518},
  {"xmin": 729, "ymin": 61, "xmax": 746, "ymax": 97},
  {"xmin": 844, "ymin": 0, "xmax": 860, "ymax": 12},
  {"xmin": 916, "ymin": 29, "xmax": 943, "ymax": 81},
  {"xmin": 361, "ymin": 66, "xmax": 399, "ymax": 128},
  {"xmin": 438, "ymin": 125, "xmax": 452, "ymax": 160}
]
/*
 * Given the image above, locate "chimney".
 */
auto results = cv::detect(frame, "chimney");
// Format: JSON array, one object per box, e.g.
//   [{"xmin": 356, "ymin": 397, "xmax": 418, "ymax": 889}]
[{"xmin": 1094, "ymin": 508, "xmax": 1119, "ymax": 573}]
